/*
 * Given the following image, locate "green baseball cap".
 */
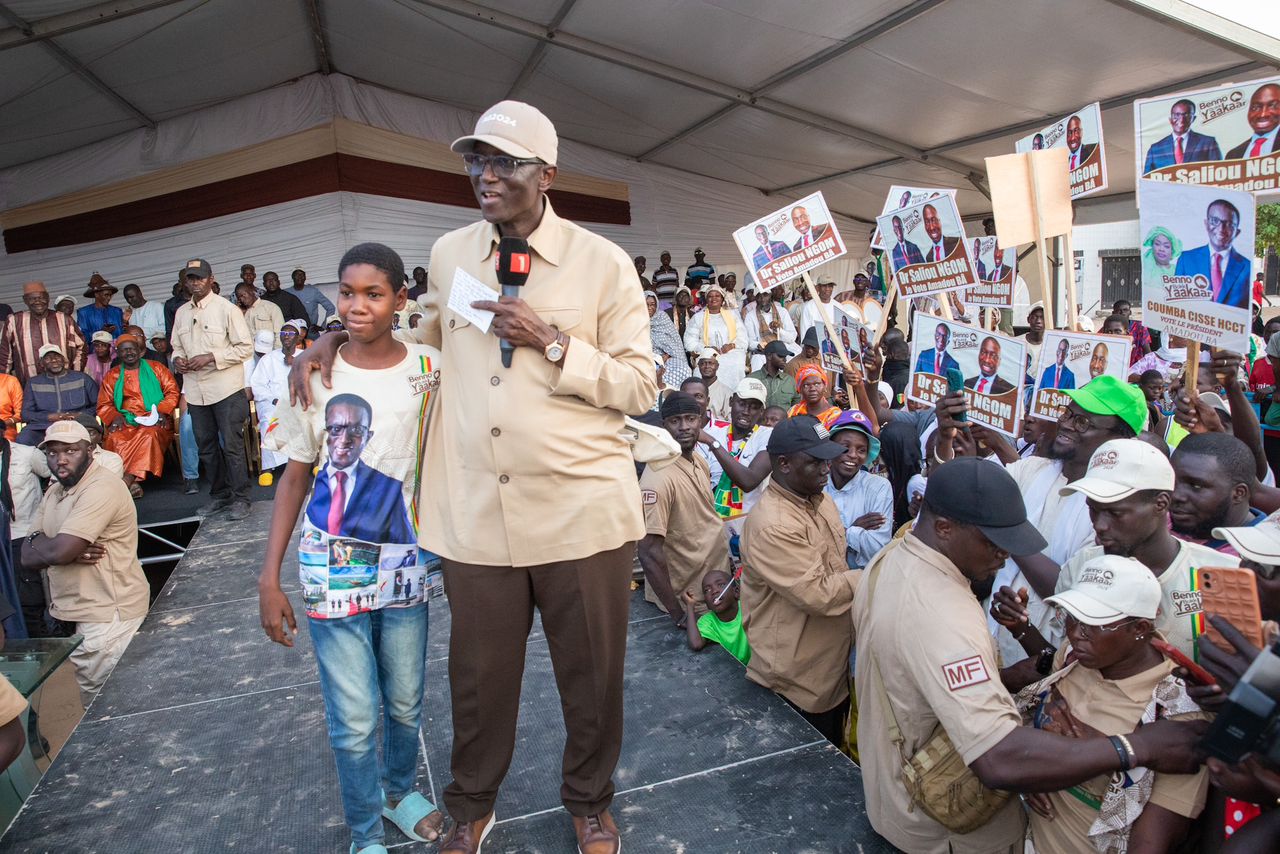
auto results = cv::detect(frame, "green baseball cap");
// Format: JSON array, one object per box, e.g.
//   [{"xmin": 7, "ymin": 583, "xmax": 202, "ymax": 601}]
[{"xmin": 1063, "ymin": 375, "xmax": 1147, "ymax": 436}]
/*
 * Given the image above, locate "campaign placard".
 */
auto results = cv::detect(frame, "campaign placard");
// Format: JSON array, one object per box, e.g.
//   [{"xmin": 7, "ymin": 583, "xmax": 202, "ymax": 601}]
[
  {"xmin": 732, "ymin": 191, "xmax": 847, "ymax": 293},
  {"xmin": 815, "ymin": 301, "xmax": 871, "ymax": 373},
  {"xmin": 868, "ymin": 185, "xmax": 958, "ymax": 250},
  {"xmin": 907, "ymin": 315, "xmax": 1025, "ymax": 438},
  {"xmin": 1029, "ymin": 331, "xmax": 1133, "ymax": 422},
  {"xmin": 1015, "ymin": 102, "xmax": 1108, "ymax": 199},
  {"xmin": 876, "ymin": 194, "xmax": 979, "ymax": 300},
  {"xmin": 1134, "ymin": 76, "xmax": 1280, "ymax": 196},
  {"xmin": 1137, "ymin": 179, "xmax": 1253, "ymax": 353},
  {"xmin": 964, "ymin": 236, "xmax": 1018, "ymax": 308}
]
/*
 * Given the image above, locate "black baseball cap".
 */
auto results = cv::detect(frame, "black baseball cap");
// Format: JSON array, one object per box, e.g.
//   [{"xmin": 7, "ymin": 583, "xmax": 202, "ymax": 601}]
[
  {"xmin": 923, "ymin": 457, "xmax": 1046, "ymax": 556},
  {"xmin": 182, "ymin": 258, "xmax": 212, "ymax": 279},
  {"xmin": 766, "ymin": 415, "xmax": 846, "ymax": 460},
  {"xmin": 762, "ymin": 340, "xmax": 790, "ymax": 358}
]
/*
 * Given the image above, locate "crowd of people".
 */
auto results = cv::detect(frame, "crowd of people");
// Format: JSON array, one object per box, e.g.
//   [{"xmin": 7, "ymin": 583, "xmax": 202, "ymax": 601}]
[
  {"xmin": 3, "ymin": 95, "xmax": 1279, "ymax": 854},
  {"xmin": 631, "ymin": 244, "xmax": 1280, "ymax": 850}
]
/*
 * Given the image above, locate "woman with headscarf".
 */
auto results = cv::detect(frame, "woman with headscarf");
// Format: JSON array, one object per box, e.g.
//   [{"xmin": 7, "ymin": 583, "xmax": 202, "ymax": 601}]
[
  {"xmin": 787, "ymin": 365, "xmax": 840, "ymax": 428},
  {"xmin": 1141, "ymin": 225, "xmax": 1182, "ymax": 290},
  {"xmin": 683, "ymin": 285, "xmax": 748, "ymax": 389},
  {"xmin": 645, "ymin": 292, "xmax": 689, "ymax": 389}
]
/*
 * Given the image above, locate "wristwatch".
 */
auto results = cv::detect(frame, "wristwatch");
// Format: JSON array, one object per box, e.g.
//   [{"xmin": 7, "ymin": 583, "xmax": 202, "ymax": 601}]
[
  {"xmin": 709, "ymin": 440, "xmax": 722, "ymax": 451},
  {"xmin": 543, "ymin": 330, "xmax": 567, "ymax": 363}
]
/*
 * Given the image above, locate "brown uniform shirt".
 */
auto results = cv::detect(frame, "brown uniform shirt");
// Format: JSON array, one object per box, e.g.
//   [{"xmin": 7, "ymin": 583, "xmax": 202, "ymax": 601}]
[
  {"xmin": 639, "ymin": 454, "xmax": 729, "ymax": 613},
  {"xmin": 415, "ymin": 198, "xmax": 658, "ymax": 566},
  {"xmin": 852, "ymin": 534, "xmax": 1026, "ymax": 854},
  {"xmin": 36, "ymin": 461, "xmax": 149, "ymax": 623},
  {"xmin": 1029, "ymin": 654, "xmax": 1209, "ymax": 854},
  {"xmin": 740, "ymin": 481, "xmax": 859, "ymax": 713}
]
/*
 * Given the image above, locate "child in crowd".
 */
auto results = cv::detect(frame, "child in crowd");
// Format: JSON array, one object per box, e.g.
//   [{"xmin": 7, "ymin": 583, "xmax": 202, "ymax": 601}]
[
  {"xmin": 682, "ymin": 569, "xmax": 749, "ymax": 665},
  {"xmin": 760, "ymin": 405, "xmax": 786, "ymax": 427},
  {"xmin": 258, "ymin": 243, "xmax": 443, "ymax": 854}
]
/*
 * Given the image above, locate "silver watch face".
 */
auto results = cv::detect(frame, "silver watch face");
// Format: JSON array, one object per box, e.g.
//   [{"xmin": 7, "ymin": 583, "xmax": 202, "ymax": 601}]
[{"xmin": 546, "ymin": 342, "xmax": 564, "ymax": 360}]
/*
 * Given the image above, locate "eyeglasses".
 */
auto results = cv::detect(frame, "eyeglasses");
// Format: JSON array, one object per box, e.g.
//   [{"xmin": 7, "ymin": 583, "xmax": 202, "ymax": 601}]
[
  {"xmin": 1207, "ymin": 216, "xmax": 1237, "ymax": 230},
  {"xmin": 1059, "ymin": 610, "xmax": 1138, "ymax": 638},
  {"xmin": 323, "ymin": 424, "xmax": 369, "ymax": 439},
  {"xmin": 1057, "ymin": 408, "xmax": 1102, "ymax": 432},
  {"xmin": 461, "ymin": 153, "xmax": 544, "ymax": 179}
]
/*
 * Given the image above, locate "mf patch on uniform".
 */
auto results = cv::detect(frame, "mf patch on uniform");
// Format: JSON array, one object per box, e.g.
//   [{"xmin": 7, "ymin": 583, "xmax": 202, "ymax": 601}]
[
  {"xmin": 641, "ymin": 489, "xmax": 658, "ymax": 505},
  {"xmin": 942, "ymin": 655, "xmax": 990, "ymax": 691}
]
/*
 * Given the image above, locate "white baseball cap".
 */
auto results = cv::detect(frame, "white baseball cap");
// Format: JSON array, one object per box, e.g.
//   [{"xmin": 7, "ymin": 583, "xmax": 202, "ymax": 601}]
[
  {"xmin": 450, "ymin": 100, "xmax": 558, "ymax": 166},
  {"xmin": 734, "ymin": 377, "xmax": 767, "ymax": 405},
  {"xmin": 697, "ymin": 347, "xmax": 719, "ymax": 363},
  {"xmin": 1045, "ymin": 554, "xmax": 1161, "ymax": 625},
  {"xmin": 253, "ymin": 330, "xmax": 275, "ymax": 355},
  {"xmin": 1059, "ymin": 438, "xmax": 1173, "ymax": 502},
  {"xmin": 38, "ymin": 343, "xmax": 66, "ymax": 358},
  {"xmin": 1212, "ymin": 514, "xmax": 1280, "ymax": 566}
]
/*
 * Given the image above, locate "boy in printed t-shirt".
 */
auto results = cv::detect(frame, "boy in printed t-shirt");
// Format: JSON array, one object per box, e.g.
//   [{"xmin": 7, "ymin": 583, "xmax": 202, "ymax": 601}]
[
  {"xmin": 682, "ymin": 568, "xmax": 750, "ymax": 665},
  {"xmin": 258, "ymin": 243, "xmax": 444, "ymax": 854}
]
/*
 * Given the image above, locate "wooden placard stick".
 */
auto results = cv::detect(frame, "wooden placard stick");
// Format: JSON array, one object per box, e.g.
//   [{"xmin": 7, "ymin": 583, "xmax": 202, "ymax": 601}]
[
  {"xmin": 872, "ymin": 278, "xmax": 897, "ymax": 347},
  {"xmin": 800, "ymin": 271, "xmax": 878, "ymax": 432},
  {"xmin": 1185, "ymin": 340, "xmax": 1201, "ymax": 402},
  {"xmin": 1028, "ymin": 169, "xmax": 1057, "ymax": 331},
  {"xmin": 1062, "ymin": 228, "xmax": 1080, "ymax": 331}
]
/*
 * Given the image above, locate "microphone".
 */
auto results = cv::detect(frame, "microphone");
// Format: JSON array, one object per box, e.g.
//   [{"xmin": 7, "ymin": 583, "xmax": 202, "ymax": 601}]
[{"xmin": 495, "ymin": 236, "xmax": 531, "ymax": 368}]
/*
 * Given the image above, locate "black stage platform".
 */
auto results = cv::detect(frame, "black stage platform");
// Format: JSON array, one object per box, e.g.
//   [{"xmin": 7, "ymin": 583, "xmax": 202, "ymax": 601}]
[{"xmin": 0, "ymin": 503, "xmax": 892, "ymax": 853}]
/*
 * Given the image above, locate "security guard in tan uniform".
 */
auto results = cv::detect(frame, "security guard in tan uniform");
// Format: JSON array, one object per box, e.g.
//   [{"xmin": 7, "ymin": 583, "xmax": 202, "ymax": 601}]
[
  {"xmin": 852, "ymin": 457, "xmax": 1211, "ymax": 854},
  {"xmin": 740, "ymin": 415, "xmax": 856, "ymax": 746},
  {"xmin": 637, "ymin": 391, "xmax": 731, "ymax": 622}
]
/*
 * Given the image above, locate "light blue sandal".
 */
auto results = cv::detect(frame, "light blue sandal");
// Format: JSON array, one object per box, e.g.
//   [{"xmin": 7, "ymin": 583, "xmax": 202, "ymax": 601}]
[
  {"xmin": 381, "ymin": 790, "xmax": 444, "ymax": 843},
  {"xmin": 350, "ymin": 844, "xmax": 389, "ymax": 854}
]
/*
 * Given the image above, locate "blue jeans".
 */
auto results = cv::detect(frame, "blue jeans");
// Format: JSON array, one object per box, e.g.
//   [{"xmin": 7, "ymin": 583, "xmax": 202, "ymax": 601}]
[
  {"xmin": 308, "ymin": 603, "xmax": 429, "ymax": 848},
  {"xmin": 179, "ymin": 411, "xmax": 198, "ymax": 480}
]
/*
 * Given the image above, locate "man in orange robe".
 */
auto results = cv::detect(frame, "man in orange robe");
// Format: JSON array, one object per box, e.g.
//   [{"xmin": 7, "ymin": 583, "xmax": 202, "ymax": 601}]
[{"xmin": 96, "ymin": 334, "xmax": 179, "ymax": 497}]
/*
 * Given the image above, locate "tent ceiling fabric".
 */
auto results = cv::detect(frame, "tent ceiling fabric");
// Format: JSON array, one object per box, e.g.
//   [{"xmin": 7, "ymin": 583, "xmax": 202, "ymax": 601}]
[{"xmin": 0, "ymin": 0, "xmax": 1276, "ymax": 226}]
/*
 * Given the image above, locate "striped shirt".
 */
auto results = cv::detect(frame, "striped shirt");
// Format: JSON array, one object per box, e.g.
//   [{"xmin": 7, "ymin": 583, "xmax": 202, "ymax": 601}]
[{"xmin": 0, "ymin": 310, "xmax": 85, "ymax": 384}]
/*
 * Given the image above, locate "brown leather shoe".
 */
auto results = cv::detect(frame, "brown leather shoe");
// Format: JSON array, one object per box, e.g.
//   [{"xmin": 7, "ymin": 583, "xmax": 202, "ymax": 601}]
[
  {"xmin": 439, "ymin": 812, "xmax": 495, "ymax": 854},
  {"xmin": 572, "ymin": 809, "xmax": 621, "ymax": 854}
]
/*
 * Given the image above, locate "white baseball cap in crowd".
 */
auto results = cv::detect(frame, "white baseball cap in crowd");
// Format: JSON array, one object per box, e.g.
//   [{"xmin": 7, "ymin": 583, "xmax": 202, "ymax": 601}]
[
  {"xmin": 451, "ymin": 100, "xmax": 558, "ymax": 166},
  {"xmin": 697, "ymin": 347, "xmax": 719, "ymax": 363},
  {"xmin": 1045, "ymin": 554, "xmax": 1161, "ymax": 625},
  {"xmin": 38, "ymin": 419, "xmax": 92, "ymax": 449},
  {"xmin": 1059, "ymin": 438, "xmax": 1173, "ymax": 502},
  {"xmin": 1213, "ymin": 513, "xmax": 1280, "ymax": 566},
  {"xmin": 734, "ymin": 377, "xmax": 767, "ymax": 405},
  {"xmin": 253, "ymin": 330, "xmax": 275, "ymax": 355},
  {"xmin": 38, "ymin": 343, "xmax": 66, "ymax": 358}
]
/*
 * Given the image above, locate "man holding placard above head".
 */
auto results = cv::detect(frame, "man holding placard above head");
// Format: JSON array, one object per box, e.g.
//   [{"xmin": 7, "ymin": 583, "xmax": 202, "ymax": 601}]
[{"xmin": 1173, "ymin": 199, "xmax": 1251, "ymax": 310}]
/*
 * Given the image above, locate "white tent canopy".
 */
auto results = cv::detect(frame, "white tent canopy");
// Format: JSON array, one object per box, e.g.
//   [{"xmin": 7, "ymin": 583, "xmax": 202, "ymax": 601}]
[{"xmin": 1, "ymin": 0, "xmax": 1276, "ymax": 303}]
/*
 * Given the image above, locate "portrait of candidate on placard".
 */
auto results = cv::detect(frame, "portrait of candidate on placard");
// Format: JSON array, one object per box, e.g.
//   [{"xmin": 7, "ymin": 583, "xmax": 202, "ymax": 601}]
[
  {"xmin": 1135, "ymin": 75, "xmax": 1280, "ymax": 193},
  {"xmin": 1138, "ymin": 179, "xmax": 1254, "ymax": 353},
  {"xmin": 867, "ymin": 185, "xmax": 956, "ymax": 251},
  {"xmin": 906, "ymin": 315, "xmax": 1025, "ymax": 438},
  {"xmin": 1015, "ymin": 102, "xmax": 1109, "ymax": 199},
  {"xmin": 816, "ymin": 301, "xmax": 871, "ymax": 373},
  {"xmin": 1029, "ymin": 330, "xmax": 1132, "ymax": 422},
  {"xmin": 876, "ymin": 194, "xmax": 979, "ymax": 300},
  {"xmin": 964, "ymin": 236, "xmax": 1017, "ymax": 308},
  {"xmin": 732, "ymin": 191, "xmax": 846, "ymax": 293}
]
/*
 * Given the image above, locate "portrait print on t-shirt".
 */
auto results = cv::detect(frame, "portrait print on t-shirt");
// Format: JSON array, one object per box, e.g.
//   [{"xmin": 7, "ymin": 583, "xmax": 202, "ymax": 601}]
[{"xmin": 269, "ymin": 346, "xmax": 441, "ymax": 619}]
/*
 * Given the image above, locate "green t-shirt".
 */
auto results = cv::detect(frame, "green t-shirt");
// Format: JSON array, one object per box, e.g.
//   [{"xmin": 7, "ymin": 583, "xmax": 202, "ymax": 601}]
[{"xmin": 697, "ymin": 608, "xmax": 750, "ymax": 665}]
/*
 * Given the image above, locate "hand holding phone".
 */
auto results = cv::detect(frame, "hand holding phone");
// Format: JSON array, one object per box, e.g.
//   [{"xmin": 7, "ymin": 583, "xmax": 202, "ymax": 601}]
[{"xmin": 945, "ymin": 367, "xmax": 967, "ymax": 422}]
